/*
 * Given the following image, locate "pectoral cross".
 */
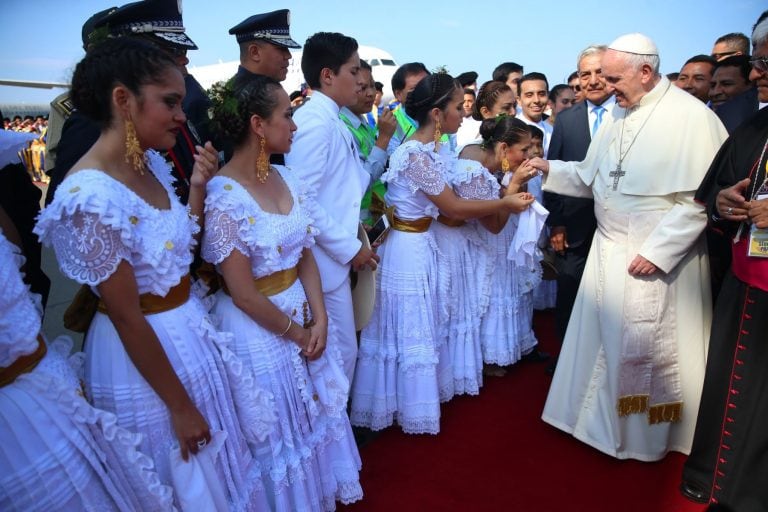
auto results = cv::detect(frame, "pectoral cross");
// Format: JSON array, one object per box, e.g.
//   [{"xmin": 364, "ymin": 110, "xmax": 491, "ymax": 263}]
[{"xmin": 609, "ymin": 163, "xmax": 626, "ymax": 191}]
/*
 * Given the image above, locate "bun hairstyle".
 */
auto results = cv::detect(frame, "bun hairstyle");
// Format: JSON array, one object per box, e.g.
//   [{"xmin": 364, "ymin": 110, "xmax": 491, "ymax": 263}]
[
  {"xmin": 472, "ymin": 80, "xmax": 512, "ymax": 121},
  {"xmin": 479, "ymin": 115, "xmax": 530, "ymax": 149},
  {"xmin": 208, "ymin": 74, "xmax": 283, "ymax": 148},
  {"xmin": 404, "ymin": 72, "xmax": 460, "ymax": 125},
  {"xmin": 70, "ymin": 37, "xmax": 177, "ymax": 129}
]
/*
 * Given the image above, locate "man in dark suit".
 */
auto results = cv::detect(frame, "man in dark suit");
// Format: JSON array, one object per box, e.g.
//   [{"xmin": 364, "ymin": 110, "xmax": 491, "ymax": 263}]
[
  {"xmin": 544, "ymin": 44, "xmax": 614, "ymax": 373},
  {"xmin": 716, "ymin": 86, "xmax": 759, "ymax": 134}
]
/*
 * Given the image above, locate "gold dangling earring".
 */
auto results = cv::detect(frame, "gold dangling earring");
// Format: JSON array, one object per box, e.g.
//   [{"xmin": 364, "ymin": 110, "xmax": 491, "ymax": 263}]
[
  {"xmin": 433, "ymin": 117, "xmax": 442, "ymax": 152},
  {"xmin": 256, "ymin": 136, "xmax": 270, "ymax": 183},
  {"xmin": 124, "ymin": 119, "xmax": 145, "ymax": 175},
  {"xmin": 501, "ymin": 157, "xmax": 510, "ymax": 173}
]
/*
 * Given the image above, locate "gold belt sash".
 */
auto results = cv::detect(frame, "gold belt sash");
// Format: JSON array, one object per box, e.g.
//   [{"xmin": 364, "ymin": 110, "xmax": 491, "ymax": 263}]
[
  {"xmin": 97, "ymin": 274, "xmax": 191, "ymax": 315},
  {"xmin": 221, "ymin": 266, "xmax": 299, "ymax": 297},
  {"xmin": 64, "ymin": 275, "xmax": 192, "ymax": 333},
  {"xmin": 391, "ymin": 215, "xmax": 432, "ymax": 233},
  {"xmin": 0, "ymin": 335, "xmax": 47, "ymax": 387},
  {"xmin": 437, "ymin": 214, "xmax": 465, "ymax": 228}
]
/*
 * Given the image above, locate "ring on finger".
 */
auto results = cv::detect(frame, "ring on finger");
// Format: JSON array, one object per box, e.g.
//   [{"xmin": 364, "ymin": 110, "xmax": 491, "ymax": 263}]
[{"xmin": 726, "ymin": 206, "xmax": 734, "ymax": 215}]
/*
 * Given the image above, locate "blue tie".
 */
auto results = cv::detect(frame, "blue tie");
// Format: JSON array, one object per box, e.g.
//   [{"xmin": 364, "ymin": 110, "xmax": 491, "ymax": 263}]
[{"xmin": 591, "ymin": 105, "xmax": 605, "ymax": 137}]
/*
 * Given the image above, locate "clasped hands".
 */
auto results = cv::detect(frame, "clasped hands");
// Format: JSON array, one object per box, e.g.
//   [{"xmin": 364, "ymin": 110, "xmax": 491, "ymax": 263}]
[{"xmin": 717, "ymin": 178, "xmax": 768, "ymax": 228}]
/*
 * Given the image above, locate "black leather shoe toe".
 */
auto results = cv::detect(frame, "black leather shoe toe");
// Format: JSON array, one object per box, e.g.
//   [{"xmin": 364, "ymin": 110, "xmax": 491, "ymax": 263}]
[{"xmin": 679, "ymin": 481, "xmax": 708, "ymax": 504}]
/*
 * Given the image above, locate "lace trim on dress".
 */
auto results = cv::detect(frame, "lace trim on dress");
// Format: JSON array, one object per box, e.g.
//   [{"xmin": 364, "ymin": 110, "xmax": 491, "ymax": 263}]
[
  {"xmin": 190, "ymin": 301, "xmax": 277, "ymax": 444},
  {"xmin": 201, "ymin": 208, "xmax": 250, "ymax": 265},
  {"xmin": 453, "ymin": 160, "xmax": 500, "ymax": 200},
  {"xmin": 203, "ymin": 172, "xmax": 318, "ymax": 274},
  {"xmin": 382, "ymin": 140, "xmax": 447, "ymax": 196},
  {"xmin": 35, "ymin": 159, "xmax": 197, "ymax": 296},
  {"xmin": 24, "ymin": 336, "xmax": 176, "ymax": 511},
  {"xmin": 0, "ymin": 231, "xmax": 44, "ymax": 366},
  {"xmin": 49, "ymin": 209, "xmax": 131, "ymax": 286}
]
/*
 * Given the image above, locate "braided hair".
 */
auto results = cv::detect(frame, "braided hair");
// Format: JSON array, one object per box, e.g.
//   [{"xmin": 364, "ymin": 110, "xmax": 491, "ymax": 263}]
[
  {"xmin": 70, "ymin": 37, "xmax": 177, "ymax": 129},
  {"xmin": 208, "ymin": 75, "xmax": 283, "ymax": 149},
  {"xmin": 479, "ymin": 115, "xmax": 530, "ymax": 150},
  {"xmin": 404, "ymin": 72, "xmax": 460, "ymax": 125},
  {"xmin": 472, "ymin": 80, "xmax": 513, "ymax": 121}
]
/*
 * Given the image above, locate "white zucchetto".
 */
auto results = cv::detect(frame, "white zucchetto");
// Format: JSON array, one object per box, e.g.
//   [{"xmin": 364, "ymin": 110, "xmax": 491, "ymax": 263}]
[{"xmin": 608, "ymin": 33, "xmax": 658, "ymax": 56}]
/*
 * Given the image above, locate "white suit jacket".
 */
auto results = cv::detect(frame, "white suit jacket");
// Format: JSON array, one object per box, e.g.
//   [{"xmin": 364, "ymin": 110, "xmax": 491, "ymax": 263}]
[{"xmin": 285, "ymin": 91, "xmax": 370, "ymax": 292}]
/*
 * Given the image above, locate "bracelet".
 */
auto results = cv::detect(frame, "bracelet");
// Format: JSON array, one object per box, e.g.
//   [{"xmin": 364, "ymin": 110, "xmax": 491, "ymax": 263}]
[{"xmin": 279, "ymin": 316, "xmax": 293, "ymax": 337}]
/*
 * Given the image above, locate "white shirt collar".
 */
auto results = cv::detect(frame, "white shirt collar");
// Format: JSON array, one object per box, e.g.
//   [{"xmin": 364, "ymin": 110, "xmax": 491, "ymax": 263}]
[
  {"xmin": 586, "ymin": 95, "xmax": 616, "ymax": 112},
  {"xmin": 309, "ymin": 90, "xmax": 341, "ymax": 117}
]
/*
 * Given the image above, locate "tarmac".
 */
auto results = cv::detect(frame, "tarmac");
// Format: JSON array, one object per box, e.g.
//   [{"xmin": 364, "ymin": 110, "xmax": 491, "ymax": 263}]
[{"xmin": 36, "ymin": 182, "xmax": 84, "ymax": 350}]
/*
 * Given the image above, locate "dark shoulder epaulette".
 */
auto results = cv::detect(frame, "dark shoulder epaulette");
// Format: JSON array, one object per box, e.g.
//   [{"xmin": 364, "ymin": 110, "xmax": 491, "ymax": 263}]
[{"xmin": 51, "ymin": 93, "xmax": 75, "ymax": 118}]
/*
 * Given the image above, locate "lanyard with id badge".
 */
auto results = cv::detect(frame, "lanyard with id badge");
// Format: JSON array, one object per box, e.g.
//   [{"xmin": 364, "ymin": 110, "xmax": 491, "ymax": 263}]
[{"xmin": 737, "ymin": 138, "xmax": 768, "ymax": 257}]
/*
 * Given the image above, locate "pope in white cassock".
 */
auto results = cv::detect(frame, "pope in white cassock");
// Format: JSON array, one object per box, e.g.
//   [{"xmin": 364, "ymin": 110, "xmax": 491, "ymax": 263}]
[{"xmin": 529, "ymin": 33, "xmax": 729, "ymax": 461}]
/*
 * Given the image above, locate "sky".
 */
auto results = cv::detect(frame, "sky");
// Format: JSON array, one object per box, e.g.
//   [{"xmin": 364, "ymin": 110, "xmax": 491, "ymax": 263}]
[{"xmin": 0, "ymin": 0, "xmax": 762, "ymax": 107}]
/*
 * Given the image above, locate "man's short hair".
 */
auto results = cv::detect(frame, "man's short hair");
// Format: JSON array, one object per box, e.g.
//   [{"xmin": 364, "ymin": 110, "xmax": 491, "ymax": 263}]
[
  {"xmin": 549, "ymin": 84, "xmax": 570, "ymax": 103},
  {"xmin": 517, "ymin": 72, "xmax": 549, "ymax": 96},
  {"xmin": 684, "ymin": 54, "xmax": 717, "ymax": 68},
  {"xmin": 714, "ymin": 54, "xmax": 752, "ymax": 83},
  {"xmin": 492, "ymin": 61, "xmax": 524, "ymax": 82},
  {"xmin": 753, "ymin": 15, "xmax": 768, "ymax": 47},
  {"xmin": 577, "ymin": 44, "xmax": 607, "ymax": 70},
  {"xmin": 623, "ymin": 52, "xmax": 661, "ymax": 74},
  {"xmin": 360, "ymin": 59, "xmax": 372, "ymax": 72},
  {"xmin": 374, "ymin": 81, "xmax": 383, "ymax": 92},
  {"xmin": 567, "ymin": 71, "xmax": 578, "ymax": 82},
  {"xmin": 391, "ymin": 62, "xmax": 429, "ymax": 94},
  {"xmin": 715, "ymin": 32, "xmax": 751, "ymax": 55},
  {"xmin": 463, "ymin": 87, "xmax": 476, "ymax": 97},
  {"xmin": 301, "ymin": 32, "xmax": 358, "ymax": 89}
]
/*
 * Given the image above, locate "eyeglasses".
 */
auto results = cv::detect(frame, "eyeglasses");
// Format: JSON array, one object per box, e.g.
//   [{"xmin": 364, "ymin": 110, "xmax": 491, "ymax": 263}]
[
  {"xmin": 569, "ymin": 85, "xmax": 581, "ymax": 92},
  {"xmin": 750, "ymin": 57, "xmax": 768, "ymax": 73},
  {"xmin": 711, "ymin": 51, "xmax": 739, "ymax": 60}
]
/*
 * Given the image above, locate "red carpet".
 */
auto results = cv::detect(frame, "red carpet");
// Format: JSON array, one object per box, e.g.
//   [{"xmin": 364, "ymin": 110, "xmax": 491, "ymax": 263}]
[{"xmin": 340, "ymin": 311, "xmax": 709, "ymax": 512}]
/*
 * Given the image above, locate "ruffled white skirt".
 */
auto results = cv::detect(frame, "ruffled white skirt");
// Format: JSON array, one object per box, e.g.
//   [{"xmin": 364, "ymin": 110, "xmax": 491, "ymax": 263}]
[
  {"xmin": 85, "ymin": 295, "xmax": 271, "ymax": 511},
  {"xmin": 433, "ymin": 222, "xmax": 490, "ymax": 396},
  {"xmin": 211, "ymin": 278, "xmax": 363, "ymax": 512},
  {"xmin": 351, "ymin": 229, "xmax": 453, "ymax": 434},
  {"xmin": 0, "ymin": 337, "xmax": 173, "ymax": 512},
  {"xmin": 478, "ymin": 218, "xmax": 538, "ymax": 365}
]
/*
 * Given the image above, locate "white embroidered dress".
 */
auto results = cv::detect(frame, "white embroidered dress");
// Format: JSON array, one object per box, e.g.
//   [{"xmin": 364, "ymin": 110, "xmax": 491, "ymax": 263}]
[
  {"xmin": 0, "ymin": 229, "xmax": 173, "ymax": 512},
  {"xmin": 35, "ymin": 151, "xmax": 273, "ymax": 511},
  {"xmin": 477, "ymin": 175, "xmax": 538, "ymax": 366},
  {"xmin": 432, "ymin": 159, "xmax": 498, "ymax": 395},
  {"xmin": 202, "ymin": 168, "xmax": 363, "ymax": 512},
  {"xmin": 350, "ymin": 140, "xmax": 454, "ymax": 434}
]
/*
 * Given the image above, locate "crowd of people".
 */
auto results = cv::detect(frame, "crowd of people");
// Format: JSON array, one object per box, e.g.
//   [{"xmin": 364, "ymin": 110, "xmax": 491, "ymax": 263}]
[
  {"xmin": 1, "ymin": 0, "xmax": 768, "ymax": 510},
  {"xmin": 2, "ymin": 114, "xmax": 48, "ymax": 182}
]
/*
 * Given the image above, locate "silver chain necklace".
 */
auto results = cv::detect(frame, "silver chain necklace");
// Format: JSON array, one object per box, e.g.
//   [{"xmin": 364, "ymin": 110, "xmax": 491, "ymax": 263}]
[{"xmin": 609, "ymin": 81, "xmax": 671, "ymax": 191}]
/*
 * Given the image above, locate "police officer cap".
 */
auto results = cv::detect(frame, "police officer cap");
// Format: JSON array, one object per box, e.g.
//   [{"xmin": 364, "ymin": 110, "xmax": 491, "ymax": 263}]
[
  {"xmin": 82, "ymin": 6, "xmax": 118, "ymax": 49},
  {"xmin": 97, "ymin": 0, "xmax": 198, "ymax": 50},
  {"xmin": 229, "ymin": 9, "xmax": 301, "ymax": 49}
]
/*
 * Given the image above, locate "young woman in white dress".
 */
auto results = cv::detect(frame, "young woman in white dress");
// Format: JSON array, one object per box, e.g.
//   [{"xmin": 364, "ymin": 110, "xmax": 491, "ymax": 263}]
[
  {"xmin": 203, "ymin": 75, "xmax": 363, "ymax": 511},
  {"xmin": 440, "ymin": 114, "xmax": 539, "ymax": 394},
  {"xmin": 460, "ymin": 114, "xmax": 544, "ymax": 375},
  {"xmin": 0, "ymin": 212, "xmax": 171, "ymax": 511},
  {"xmin": 350, "ymin": 73, "xmax": 534, "ymax": 435},
  {"xmin": 464, "ymin": 81, "xmax": 545, "ymax": 375},
  {"xmin": 35, "ymin": 38, "xmax": 272, "ymax": 511}
]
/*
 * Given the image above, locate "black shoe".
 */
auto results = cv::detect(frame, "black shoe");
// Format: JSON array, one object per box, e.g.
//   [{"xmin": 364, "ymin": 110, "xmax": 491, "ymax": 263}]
[
  {"xmin": 522, "ymin": 348, "xmax": 550, "ymax": 363},
  {"xmin": 545, "ymin": 357, "xmax": 558, "ymax": 376},
  {"xmin": 679, "ymin": 480, "xmax": 708, "ymax": 504}
]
